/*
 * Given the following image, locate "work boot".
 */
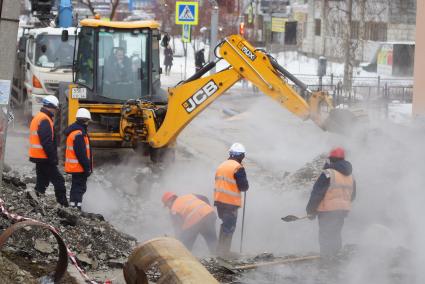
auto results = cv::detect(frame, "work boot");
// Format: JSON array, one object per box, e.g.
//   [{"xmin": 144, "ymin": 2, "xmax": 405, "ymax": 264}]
[
  {"xmin": 55, "ymin": 191, "xmax": 69, "ymax": 207},
  {"xmin": 58, "ymin": 199, "xmax": 69, "ymax": 208},
  {"xmin": 217, "ymin": 228, "xmax": 234, "ymax": 258},
  {"xmin": 216, "ymin": 226, "xmax": 228, "ymax": 256},
  {"xmin": 221, "ymin": 233, "xmax": 235, "ymax": 257},
  {"xmin": 69, "ymin": 202, "xmax": 82, "ymax": 211}
]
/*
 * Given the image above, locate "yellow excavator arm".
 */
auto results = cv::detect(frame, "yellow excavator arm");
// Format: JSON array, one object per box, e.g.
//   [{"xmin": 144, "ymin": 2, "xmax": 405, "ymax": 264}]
[{"xmin": 147, "ymin": 34, "xmax": 334, "ymax": 148}]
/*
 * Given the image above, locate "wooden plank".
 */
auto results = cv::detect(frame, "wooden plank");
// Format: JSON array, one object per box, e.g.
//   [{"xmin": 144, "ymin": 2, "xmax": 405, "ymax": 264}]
[{"xmin": 233, "ymin": 255, "xmax": 320, "ymax": 271}]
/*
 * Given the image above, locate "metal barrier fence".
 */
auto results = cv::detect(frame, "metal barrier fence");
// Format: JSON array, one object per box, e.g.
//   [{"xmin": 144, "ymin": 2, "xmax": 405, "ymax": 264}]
[{"xmin": 290, "ymin": 74, "xmax": 413, "ymax": 106}]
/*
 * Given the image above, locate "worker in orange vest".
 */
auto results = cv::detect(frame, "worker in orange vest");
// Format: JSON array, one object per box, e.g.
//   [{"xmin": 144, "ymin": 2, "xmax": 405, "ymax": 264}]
[
  {"xmin": 162, "ymin": 192, "xmax": 218, "ymax": 253},
  {"xmin": 29, "ymin": 95, "xmax": 68, "ymax": 207},
  {"xmin": 214, "ymin": 142, "xmax": 249, "ymax": 256},
  {"xmin": 306, "ymin": 147, "xmax": 356, "ymax": 256},
  {"xmin": 63, "ymin": 108, "xmax": 92, "ymax": 210}
]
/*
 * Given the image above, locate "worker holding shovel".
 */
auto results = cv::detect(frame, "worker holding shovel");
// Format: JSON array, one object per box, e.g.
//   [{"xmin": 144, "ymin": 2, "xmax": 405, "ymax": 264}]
[
  {"xmin": 306, "ymin": 147, "xmax": 356, "ymax": 257},
  {"xmin": 214, "ymin": 143, "xmax": 249, "ymax": 257}
]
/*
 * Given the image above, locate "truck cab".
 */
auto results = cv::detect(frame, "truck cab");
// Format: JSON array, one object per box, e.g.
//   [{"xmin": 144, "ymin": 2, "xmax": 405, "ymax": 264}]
[{"xmin": 18, "ymin": 27, "xmax": 77, "ymax": 120}]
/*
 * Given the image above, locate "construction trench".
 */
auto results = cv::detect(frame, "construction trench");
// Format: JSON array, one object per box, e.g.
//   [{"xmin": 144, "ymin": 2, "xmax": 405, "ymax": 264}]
[{"xmin": 0, "ymin": 91, "xmax": 423, "ymax": 283}]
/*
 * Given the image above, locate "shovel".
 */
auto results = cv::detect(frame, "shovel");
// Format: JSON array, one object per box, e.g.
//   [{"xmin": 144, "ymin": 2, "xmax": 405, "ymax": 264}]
[{"xmin": 281, "ymin": 215, "xmax": 311, "ymax": 222}]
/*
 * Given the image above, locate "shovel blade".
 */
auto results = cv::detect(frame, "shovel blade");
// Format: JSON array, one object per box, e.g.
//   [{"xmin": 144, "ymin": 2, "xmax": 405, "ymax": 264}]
[{"xmin": 281, "ymin": 215, "xmax": 299, "ymax": 222}]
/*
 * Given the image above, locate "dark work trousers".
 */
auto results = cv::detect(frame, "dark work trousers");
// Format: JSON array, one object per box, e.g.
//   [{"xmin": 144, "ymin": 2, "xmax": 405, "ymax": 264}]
[
  {"xmin": 318, "ymin": 210, "xmax": 348, "ymax": 256},
  {"xmin": 35, "ymin": 162, "xmax": 67, "ymax": 203},
  {"xmin": 178, "ymin": 213, "xmax": 218, "ymax": 253},
  {"xmin": 70, "ymin": 173, "xmax": 88, "ymax": 207},
  {"xmin": 216, "ymin": 204, "xmax": 238, "ymax": 234}
]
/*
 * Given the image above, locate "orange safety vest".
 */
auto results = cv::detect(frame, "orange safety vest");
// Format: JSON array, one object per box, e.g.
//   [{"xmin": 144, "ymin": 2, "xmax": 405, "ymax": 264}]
[
  {"xmin": 65, "ymin": 130, "xmax": 91, "ymax": 173},
  {"xmin": 171, "ymin": 194, "xmax": 214, "ymax": 230},
  {"xmin": 28, "ymin": 112, "xmax": 53, "ymax": 159},
  {"xmin": 317, "ymin": 169, "xmax": 354, "ymax": 212},
  {"xmin": 214, "ymin": 160, "xmax": 242, "ymax": 207}
]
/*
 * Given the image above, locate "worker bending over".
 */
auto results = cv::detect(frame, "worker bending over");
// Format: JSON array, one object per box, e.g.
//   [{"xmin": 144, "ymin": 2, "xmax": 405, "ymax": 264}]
[
  {"xmin": 162, "ymin": 192, "xmax": 218, "ymax": 253},
  {"xmin": 64, "ymin": 108, "xmax": 93, "ymax": 210},
  {"xmin": 306, "ymin": 147, "xmax": 356, "ymax": 256},
  {"xmin": 29, "ymin": 95, "xmax": 68, "ymax": 207},
  {"xmin": 214, "ymin": 143, "xmax": 249, "ymax": 256}
]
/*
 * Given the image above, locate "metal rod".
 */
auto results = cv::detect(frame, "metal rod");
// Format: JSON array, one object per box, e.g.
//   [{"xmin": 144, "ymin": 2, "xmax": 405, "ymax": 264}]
[
  {"xmin": 240, "ymin": 192, "xmax": 247, "ymax": 253},
  {"xmin": 180, "ymin": 60, "xmax": 217, "ymax": 84},
  {"xmin": 269, "ymin": 56, "xmax": 309, "ymax": 92}
]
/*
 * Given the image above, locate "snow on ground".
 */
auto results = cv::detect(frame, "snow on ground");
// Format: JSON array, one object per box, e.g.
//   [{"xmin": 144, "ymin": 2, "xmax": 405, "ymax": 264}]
[{"xmin": 387, "ymin": 102, "xmax": 413, "ymax": 124}]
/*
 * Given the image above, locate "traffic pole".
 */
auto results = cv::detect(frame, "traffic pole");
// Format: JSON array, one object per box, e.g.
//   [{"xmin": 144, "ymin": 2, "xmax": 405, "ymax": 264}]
[
  {"xmin": 0, "ymin": 0, "xmax": 21, "ymax": 185},
  {"xmin": 209, "ymin": 2, "xmax": 218, "ymax": 75}
]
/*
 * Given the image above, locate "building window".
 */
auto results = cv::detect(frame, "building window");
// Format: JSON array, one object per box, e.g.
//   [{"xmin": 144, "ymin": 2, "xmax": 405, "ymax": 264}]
[
  {"xmin": 365, "ymin": 22, "xmax": 387, "ymax": 41},
  {"xmin": 351, "ymin": 21, "xmax": 359, "ymax": 39},
  {"xmin": 315, "ymin": 19, "xmax": 321, "ymax": 36}
]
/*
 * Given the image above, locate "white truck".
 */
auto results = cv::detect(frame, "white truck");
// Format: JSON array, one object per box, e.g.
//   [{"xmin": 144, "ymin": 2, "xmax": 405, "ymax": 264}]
[{"xmin": 12, "ymin": 26, "xmax": 76, "ymax": 122}]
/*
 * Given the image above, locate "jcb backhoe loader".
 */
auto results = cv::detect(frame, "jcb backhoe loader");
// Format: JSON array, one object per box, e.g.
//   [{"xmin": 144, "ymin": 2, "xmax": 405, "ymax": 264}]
[{"xmin": 56, "ymin": 19, "xmax": 354, "ymax": 162}]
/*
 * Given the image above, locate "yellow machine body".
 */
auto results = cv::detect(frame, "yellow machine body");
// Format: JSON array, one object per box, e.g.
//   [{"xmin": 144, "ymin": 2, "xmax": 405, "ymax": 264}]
[{"xmin": 63, "ymin": 24, "xmax": 336, "ymax": 160}]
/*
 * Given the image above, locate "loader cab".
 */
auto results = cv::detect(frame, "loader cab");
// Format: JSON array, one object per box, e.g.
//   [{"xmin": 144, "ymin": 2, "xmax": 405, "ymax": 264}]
[{"xmin": 74, "ymin": 19, "xmax": 164, "ymax": 103}]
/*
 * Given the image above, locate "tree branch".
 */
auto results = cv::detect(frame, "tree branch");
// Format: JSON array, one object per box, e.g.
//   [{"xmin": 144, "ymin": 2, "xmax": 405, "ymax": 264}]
[
  {"xmin": 79, "ymin": 0, "xmax": 96, "ymax": 16},
  {"xmin": 110, "ymin": 0, "xmax": 120, "ymax": 20}
]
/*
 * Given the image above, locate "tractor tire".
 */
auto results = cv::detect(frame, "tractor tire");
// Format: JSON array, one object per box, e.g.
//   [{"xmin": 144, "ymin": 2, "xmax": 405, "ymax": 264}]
[
  {"xmin": 149, "ymin": 147, "xmax": 175, "ymax": 164},
  {"xmin": 133, "ymin": 143, "xmax": 150, "ymax": 157}
]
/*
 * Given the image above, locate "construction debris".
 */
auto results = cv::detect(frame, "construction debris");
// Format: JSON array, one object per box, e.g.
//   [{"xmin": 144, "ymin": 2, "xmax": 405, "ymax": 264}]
[
  {"xmin": 0, "ymin": 251, "xmax": 38, "ymax": 284},
  {"xmin": 0, "ymin": 172, "xmax": 136, "ymax": 281},
  {"xmin": 282, "ymin": 154, "xmax": 327, "ymax": 189}
]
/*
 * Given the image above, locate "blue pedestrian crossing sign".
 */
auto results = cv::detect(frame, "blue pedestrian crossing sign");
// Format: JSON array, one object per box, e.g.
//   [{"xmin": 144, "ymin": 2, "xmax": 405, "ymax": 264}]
[{"xmin": 175, "ymin": 1, "xmax": 199, "ymax": 25}]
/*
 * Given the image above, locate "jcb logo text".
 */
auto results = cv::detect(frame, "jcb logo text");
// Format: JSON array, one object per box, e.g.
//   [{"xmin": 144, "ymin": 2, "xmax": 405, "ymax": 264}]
[{"xmin": 182, "ymin": 80, "xmax": 219, "ymax": 113}]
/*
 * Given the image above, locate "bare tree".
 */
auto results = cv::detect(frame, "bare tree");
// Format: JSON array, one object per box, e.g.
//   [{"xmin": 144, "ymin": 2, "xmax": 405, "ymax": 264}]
[
  {"xmin": 342, "ymin": 0, "xmax": 353, "ymax": 91},
  {"xmin": 359, "ymin": 0, "xmax": 366, "ymax": 61},
  {"xmin": 78, "ymin": 0, "xmax": 121, "ymax": 20},
  {"xmin": 320, "ymin": 0, "xmax": 329, "ymax": 56},
  {"xmin": 109, "ymin": 0, "xmax": 120, "ymax": 20}
]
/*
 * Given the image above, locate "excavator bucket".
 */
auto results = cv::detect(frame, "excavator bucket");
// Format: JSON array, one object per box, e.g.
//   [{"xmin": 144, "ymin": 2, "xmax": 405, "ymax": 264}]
[
  {"xmin": 323, "ymin": 108, "xmax": 359, "ymax": 134},
  {"xmin": 308, "ymin": 91, "xmax": 363, "ymax": 134}
]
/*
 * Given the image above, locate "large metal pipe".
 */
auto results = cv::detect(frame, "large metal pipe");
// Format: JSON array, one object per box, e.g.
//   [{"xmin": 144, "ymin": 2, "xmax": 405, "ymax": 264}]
[{"xmin": 123, "ymin": 237, "xmax": 218, "ymax": 284}]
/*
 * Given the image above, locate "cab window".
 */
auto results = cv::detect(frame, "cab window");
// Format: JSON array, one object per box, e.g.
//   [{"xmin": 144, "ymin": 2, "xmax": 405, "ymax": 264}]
[{"xmin": 75, "ymin": 28, "xmax": 95, "ymax": 89}]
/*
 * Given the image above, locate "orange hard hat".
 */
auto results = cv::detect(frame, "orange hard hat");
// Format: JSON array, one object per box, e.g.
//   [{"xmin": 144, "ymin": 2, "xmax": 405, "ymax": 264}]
[
  {"xmin": 329, "ymin": 147, "xmax": 345, "ymax": 159},
  {"xmin": 162, "ymin": 191, "xmax": 177, "ymax": 205}
]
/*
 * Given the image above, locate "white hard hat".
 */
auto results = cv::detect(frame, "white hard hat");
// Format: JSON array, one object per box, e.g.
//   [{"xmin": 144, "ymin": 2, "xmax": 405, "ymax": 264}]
[
  {"xmin": 42, "ymin": 95, "xmax": 59, "ymax": 109},
  {"xmin": 76, "ymin": 108, "xmax": 91, "ymax": 120},
  {"xmin": 229, "ymin": 142, "xmax": 246, "ymax": 154}
]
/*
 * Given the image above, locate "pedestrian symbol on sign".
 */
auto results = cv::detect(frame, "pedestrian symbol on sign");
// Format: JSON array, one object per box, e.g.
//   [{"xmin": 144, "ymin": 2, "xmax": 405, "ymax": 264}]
[
  {"xmin": 179, "ymin": 5, "xmax": 194, "ymax": 20},
  {"xmin": 175, "ymin": 2, "xmax": 199, "ymax": 25}
]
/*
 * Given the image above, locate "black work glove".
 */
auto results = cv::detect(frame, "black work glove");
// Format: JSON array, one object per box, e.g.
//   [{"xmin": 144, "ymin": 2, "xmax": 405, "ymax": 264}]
[{"xmin": 84, "ymin": 170, "xmax": 92, "ymax": 178}]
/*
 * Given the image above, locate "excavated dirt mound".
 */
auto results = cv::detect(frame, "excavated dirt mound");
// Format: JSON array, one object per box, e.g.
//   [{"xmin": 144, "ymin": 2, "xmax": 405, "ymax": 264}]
[
  {"xmin": 0, "ymin": 173, "xmax": 136, "ymax": 282},
  {"xmin": 282, "ymin": 154, "xmax": 327, "ymax": 190}
]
